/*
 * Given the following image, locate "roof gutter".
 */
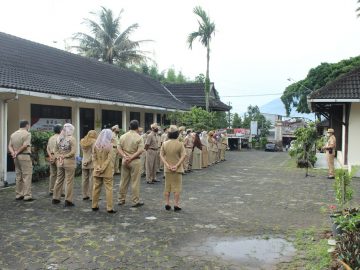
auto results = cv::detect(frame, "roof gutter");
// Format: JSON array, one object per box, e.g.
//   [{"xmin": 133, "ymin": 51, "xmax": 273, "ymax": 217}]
[
  {"xmin": 0, "ymin": 87, "xmax": 186, "ymax": 112},
  {"xmin": 308, "ymin": 98, "xmax": 360, "ymax": 103}
]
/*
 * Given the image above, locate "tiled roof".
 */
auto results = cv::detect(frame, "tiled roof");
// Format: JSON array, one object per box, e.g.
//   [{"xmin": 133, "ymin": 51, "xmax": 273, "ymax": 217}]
[
  {"xmin": 0, "ymin": 32, "xmax": 189, "ymax": 110},
  {"xmin": 164, "ymin": 83, "xmax": 231, "ymax": 111},
  {"xmin": 309, "ymin": 67, "xmax": 360, "ymax": 100}
]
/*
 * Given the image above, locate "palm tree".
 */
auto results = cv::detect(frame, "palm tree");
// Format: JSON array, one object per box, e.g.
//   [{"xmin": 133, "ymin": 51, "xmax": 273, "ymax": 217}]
[
  {"xmin": 357, "ymin": 1, "xmax": 360, "ymax": 17},
  {"xmin": 187, "ymin": 6, "xmax": 216, "ymax": 112},
  {"xmin": 73, "ymin": 7, "xmax": 150, "ymax": 66}
]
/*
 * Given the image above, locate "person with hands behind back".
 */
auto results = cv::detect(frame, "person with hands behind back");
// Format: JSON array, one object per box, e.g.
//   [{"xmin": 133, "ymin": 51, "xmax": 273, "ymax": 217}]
[
  {"xmin": 92, "ymin": 129, "xmax": 116, "ymax": 213},
  {"xmin": 160, "ymin": 125, "xmax": 186, "ymax": 212}
]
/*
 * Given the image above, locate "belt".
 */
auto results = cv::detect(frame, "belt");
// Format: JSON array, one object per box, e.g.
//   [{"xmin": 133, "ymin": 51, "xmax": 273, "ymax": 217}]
[
  {"xmin": 149, "ymin": 148, "xmax": 158, "ymax": 150},
  {"xmin": 186, "ymin": 147, "xmax": 193, "ymax": 149}
]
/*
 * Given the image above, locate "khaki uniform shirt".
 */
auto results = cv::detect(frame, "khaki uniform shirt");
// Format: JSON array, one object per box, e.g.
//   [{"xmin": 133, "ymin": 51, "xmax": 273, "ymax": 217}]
[
  {"xmin": 184, "ymin": 135, "xmax": 194, "ymax": 149},
  {"xmin": 161, "ymin": 133, "xmax": 168, "ymax": 145},
  {"xmin": 81, "ymin": 144, "xmax": 95, "ymax": 169},
  {"xmin": 156, "ymin": 134, "xmax": 161, "ymax": 148},
  {"xmin": 119, "ymin": 130, "xmax": 145, "ymax": 156},
  {"xmin": 161, "ymin": 139, "xmax": 186, "ymax": 173},
  {"xmin": 10, "ymin": 129, "xmax": 32, "ymax": 154},
  {"xmin": 92, "ymin": 147, "xmax": 115, "ymax": 178},
  {"xmin": 47, "ymin": 134, "xmax": 59, "ymax": 155},
  {"xmin": 145, "ymin": 132, "xmax": 158, "ymax": 150},
  {"xmin": 326, "ymin": 135, "xmax": 336, "ymax": 156},
  {"xmin": 208, "ymin": 137, "xmax": 217, "ymax": 152},
  {"xmin": 55, "ymin": 136, "xmax": 76, "ymax": 168}
]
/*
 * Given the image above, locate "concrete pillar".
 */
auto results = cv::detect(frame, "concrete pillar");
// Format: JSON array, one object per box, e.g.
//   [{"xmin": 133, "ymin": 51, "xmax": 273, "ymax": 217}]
[
  {"xmin": 274, "ymin": 120, "xmax": 283, "ymax": 144},
  {"xmin": 122, "ymin": 108, "xmax": 128, "ymax": 131},
  {"xmin": 75, "ymin": 105, "xmax": 80, "ymax": 155},
  {"xmin": 0, "ymin": 100, "xmax": 8, "ymax": 186},
  {"xmin": 140, "ymin": 111, "xmax": 145, "ymax": 129},
  {"xmin": 153, "ymin": 112, "xmax": 157, "ymax": 125}
]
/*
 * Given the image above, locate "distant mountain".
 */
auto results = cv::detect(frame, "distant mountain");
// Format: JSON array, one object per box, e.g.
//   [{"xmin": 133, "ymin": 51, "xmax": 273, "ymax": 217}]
[{"xmin": 259, "ymin": 98, "xmax": 314, "ymax": 119}]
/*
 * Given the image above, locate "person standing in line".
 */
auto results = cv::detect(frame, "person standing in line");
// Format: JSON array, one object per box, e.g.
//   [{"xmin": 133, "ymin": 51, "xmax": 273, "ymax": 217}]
[
  {"xmin": 183, "ymin": 129, "xmax": 194, "ymax": 173},
  {"xmin": 140, "ymin": 129, "xmax": 149, "ymax": 177},
  {"xmin": 215, "ymin": 133, "xmax": 221, "ymax": 163},
  {"xmin": 192, "ymin": 132, "xmax": 203, "ymax": 170},
  {"xmin": 207, "ymin": 131, "xmax": 216, "ymax": 165},
  {"xmin": 8, "ymin": 120, "xmax": 34, "ymax": 201},
  {"xmin": 112, "ymin": 125, "xmax": 121, "ymax": 174},
  {"xmin": 155, "ymin": 130, "xmax": 162, "ymax": 173},
  {"xmin": 92, "ymin": 129, "xmax": 116, "ymax": 213},
  {"xmin": 145, "ymin": 123, "xmax": 159, "ymax": 184},
  {"xmin": 80, "ymin": 130, "xmax": 97, "ymax": 201},
  {"xmin": 47, "ymin": 124, "xmax": 63, "ymax": 196},
  {"xmin": 178, "ymin": 126, "xmax": 186, "ymax": 172},
  {"xmin": 52, "ymin": 123, "xmax": 76, "ymax": 207},
  {"xmin": 200, "ymin": 131, "xmax": 209, "ymax": 168},
  {"xmin": 160, "ymin": 127, "xmax": 168, "ymax": 171},
  {"xmin": 220, "ymin": 132, "xmax": 228, "ymax": 161},
  {"xmin": 323, "ymin": 128, "xmax": 337, "ymax": 179},
  {"xmin": 118, "ymin": 120, "xmax": 145, "ymax": 207},
  {"xmin": 160, "ymin": 125, "xmax": 186, "ymax": 211}
]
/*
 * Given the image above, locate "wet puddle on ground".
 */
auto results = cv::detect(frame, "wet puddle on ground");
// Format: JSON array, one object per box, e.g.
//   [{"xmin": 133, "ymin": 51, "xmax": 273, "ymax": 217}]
[{"xmin": 182, "ymin": 236, "xmax": 296, "ymax": 269}]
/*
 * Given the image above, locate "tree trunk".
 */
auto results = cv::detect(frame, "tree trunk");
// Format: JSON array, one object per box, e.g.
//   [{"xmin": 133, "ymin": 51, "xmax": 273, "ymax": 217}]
[{"xmin": 205, "ymin": 45, "xmax": 210, "ymax": 112}]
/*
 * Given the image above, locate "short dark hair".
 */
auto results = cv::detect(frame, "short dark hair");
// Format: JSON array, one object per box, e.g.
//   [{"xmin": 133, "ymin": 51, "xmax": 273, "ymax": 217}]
[
  {"xmin": 163, "ymin": 127, "xmax": 168, "ymax": 132},
  {"xmin": 129, "ymin": 120, "xmax": 139, "ymax": 130},
  {"xmin": 53, "ymin": 124, "xmax": 62, "ymax": 134},
  {"xmin": 168, "ymin": 131, "xmax": 179, "ymax": 139},
  {"xmin": 19, "ymin": 120, "xmax": 29, "ymax": 128},
  {"xmin": 187, "ymin": 130, "xmax": 191, "ymax": 135}
]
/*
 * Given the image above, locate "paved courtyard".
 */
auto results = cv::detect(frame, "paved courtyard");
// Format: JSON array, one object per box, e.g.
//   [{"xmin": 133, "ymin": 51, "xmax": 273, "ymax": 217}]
[{"xmin": 1, "ymin": 151, "xmax": 359, "ymax": 270}]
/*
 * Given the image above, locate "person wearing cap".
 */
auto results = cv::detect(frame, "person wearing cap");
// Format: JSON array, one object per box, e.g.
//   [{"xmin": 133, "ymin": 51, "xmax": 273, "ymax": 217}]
[
  {"xmin": 220, "ymin": 132, "xmax": 228, "ymax": 161},
  {"xmin": 52, "ymin": 123, "xmax": 77, "ymax": 207},
  {"xmin": 140, "ymin": 129, "xmax": 150, "ymax": 177},
  {"xmin": 111, "ymin": 125, "xmax": 121, "ymax": 174},
  {"xmin": 155, "ymin": 129, "xmax": 162, "ymax": 173},
  {"xmin": 117, "ymin": 120, "xmax": 145, "ymax": 207},
  {"xmin": 160, "ymin": 125, "xmax": 186, "ymax": 211},
  {"xmin": 8, "ymin": 120, "xmax": 34, "ymax": 201},
  {"xmin": 160, "ymin": 127, "xmax": 169, "ymax": 171},
  {"xmin": 145, "ymin": 123, "xmax": 159, "ymax": 184},
  {"xmin": 323, "ymin": 128, "xmax": 336, "ymax": 179},
  {"xmin": 47, "ymin": 124, "xmax": 63, "ymax": 196},
  {"xmin": 183, "ymin": 129, "xmax": 194, "ymax": 172}
]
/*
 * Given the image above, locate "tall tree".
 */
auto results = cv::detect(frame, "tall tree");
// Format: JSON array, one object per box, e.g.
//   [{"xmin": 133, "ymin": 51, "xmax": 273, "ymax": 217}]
[
  {"xmin": 242, "ymin": 105, "xmax": 271, "ymax": 137},
  {"xmin": 281, "ymin": 56, "xmax": 360, "ymax": 115},
  {"xmin": 187, "ymin": 6, "xmax": 216, "ymax": 112},
  {"xmin": 232, "ymin": 113, "xmax": 242, "ymax": 128},
  {"xmin": 73, "ymin": 7, "xmax": 150, "ymax": 66}
]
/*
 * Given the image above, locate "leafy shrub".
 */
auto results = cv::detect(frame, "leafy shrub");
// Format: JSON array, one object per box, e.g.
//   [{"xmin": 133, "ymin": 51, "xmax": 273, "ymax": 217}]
[
  {"xmin": 334, "ymin": 169, "xmax": 354, "ymax": 209},
  {"xmin": 336, "ymin": 231, "xmax": 360, "ymax": 269}
]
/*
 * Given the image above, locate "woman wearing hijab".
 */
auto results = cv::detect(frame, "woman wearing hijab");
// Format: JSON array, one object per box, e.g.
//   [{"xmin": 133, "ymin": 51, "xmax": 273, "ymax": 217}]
[
  {"xmin": 80, "ymin": 130, "xmax": 97, "ymax": 201},
  {"xmin": 160, "ymin": 125, "xmax": 186, "ymax": 211},
  {"xmin": 192, "ymin": 132, "xmax": 203, "ymax": 170},
  {"xmin": 92, "ymin": 129, "xmax": 116, "ymax": 213},
  {"xmin": 200, "ymin": 131, "xmax": 209, "ymax": 168},
  {"xmin": 208, "ymin": 131, "xmax": 217, "ymax": 165},
  {"xmin": 52, "ymin": 123, "xmax": 76, "ymax": 207}
]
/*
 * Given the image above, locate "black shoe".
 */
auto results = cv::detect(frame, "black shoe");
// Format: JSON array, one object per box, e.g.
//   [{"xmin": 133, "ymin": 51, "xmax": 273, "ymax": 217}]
[
  {"xmin": 49, "ymin": 192, "xmax": 53, "ymax": 196},
  {"xmin": 118, "ymin": 201, "xmax": 125, "ymax": 205},
  {"xmin": 174, "ymin": 206, "xmax": 182, "ymax": 212},
  {"xmin": 83, "ymin": 197, "xmax": 90, "ymax": 201},
  {"xmin": 153, "ymin": 179, "xmax": 160, "ymax": 183},
  {"xmin": 165, "ymin": 205, "xmax": 171, "ymax": 211},
  {"xmin": 64, "ymin": 200, "xmax": 75, "ymax": 207},
  {"xmin": 15, "ymin": 196, "xmax": 24, "ymax": 201},
  {"xmin": 163, "ymin": 175, "xmax": 165, "ymax": 179},
  {"xmin": 24, "ymin": 198, "xmax": 35, "ymax": 202},
  {"xmin": 92, "ymin": 207, "xmax": 99, "ymax": 211},
  {"xmin": 61, "ymin": 194, "xmax": 65, "ymax": 197},
  {"xmin": 146, "ymin": 181, "xmax": 154, "ymax": 184},
  {"xmin": 107, "ymin": 209, "xmax": 117, "ymax": 214},
  {"xmin": 52, "ymin": 199, "xmax": 61, "ymax": 204},
  {"xmin": 131, "ymin": 202, "xmax": 144, "ymax": 208},
  {"xmin": 141, "ymin": 173, "xmax": 146, "ymax": 177},
  {"xmin": 327, "ymin": 176, "xmax": 335, "ymax": 179}
]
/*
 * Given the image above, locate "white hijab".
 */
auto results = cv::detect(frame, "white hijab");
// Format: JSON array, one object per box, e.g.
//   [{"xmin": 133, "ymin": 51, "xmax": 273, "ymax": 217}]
[{"xmin": 95, "ymin": 129, "xmax": 113, "ymax": 150}]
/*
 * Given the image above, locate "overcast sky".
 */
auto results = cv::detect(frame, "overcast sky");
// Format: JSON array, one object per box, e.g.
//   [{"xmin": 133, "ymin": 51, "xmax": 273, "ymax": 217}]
[{"xmin": 1, "ymin": 0, "xmax": 360, "ymax": 115}]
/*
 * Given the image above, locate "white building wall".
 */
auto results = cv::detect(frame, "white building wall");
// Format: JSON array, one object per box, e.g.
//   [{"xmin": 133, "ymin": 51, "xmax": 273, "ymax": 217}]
[{"xmin": 348, "ymin": 103, "xmax": 360, "ymax": 166}]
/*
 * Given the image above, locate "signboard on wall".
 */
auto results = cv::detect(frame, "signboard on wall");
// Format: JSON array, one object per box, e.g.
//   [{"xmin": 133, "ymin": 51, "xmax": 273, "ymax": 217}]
[
  {"xmin": 30, "ymin": 118, "xmax": 71, "ymax": 131},
  {"xmin": 250, "ymin": 121, "xmax": 258, "ymax": 135}
]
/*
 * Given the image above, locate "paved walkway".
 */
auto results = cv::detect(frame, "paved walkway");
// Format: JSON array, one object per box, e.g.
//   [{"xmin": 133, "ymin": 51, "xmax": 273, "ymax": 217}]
[{"xmin": 0, "ymin": 151, "xmax": 359, "ymax": 269}]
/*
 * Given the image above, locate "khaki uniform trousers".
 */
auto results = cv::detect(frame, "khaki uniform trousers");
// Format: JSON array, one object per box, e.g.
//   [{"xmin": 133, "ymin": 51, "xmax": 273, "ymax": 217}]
[
  {"xmin": 326, "ymin": 151, "xmax": 335, "ymax": 177},
  {"xmin": 220, "ymin": 147, "xmax": 226, "ymax": 161},
  {"xmin": 49, "ymin": 162, "xmax": 57, "ymax": 193},
  {"xmin": 14, "ymin": 155, "xmax": 33, "ymax": 200},
  {"xmin": 202, "ymin": 146, "xmax": 209, "ymax": 168},
  {"xmin": 140, "ymin": 152, "xmax": 146, "ymax": 175},
  {"xmin": 53, "ymin": 165, "xmax": 75, "ymax": 203},
  {"xmin": 146, "ymin": 149, "xmax": 157, "ymax": 181},
  {"xmin": 184, "ymin": 148, "xmax": 193, "ymax": 171},
  {"xmin": 209, "ymin": 150, "xmax": 217, "ymax": 165},
  {"xmin": 114, "ymin": 150, "xmax": 121, "ymax": 174},
  {"xmin": 82, "ymin": 169, "xmax": 93, "ymax": 199},
  {"xmin": 155, "ymin": 150, "xmax": 160, "ymax": 172},
  {"xmin": 119, "ymin": 159, "xmax": 141, "ymax": 204},
  {"xmin": 92, "ymin": 176, "xmax": 113, "ymax": 211}
]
